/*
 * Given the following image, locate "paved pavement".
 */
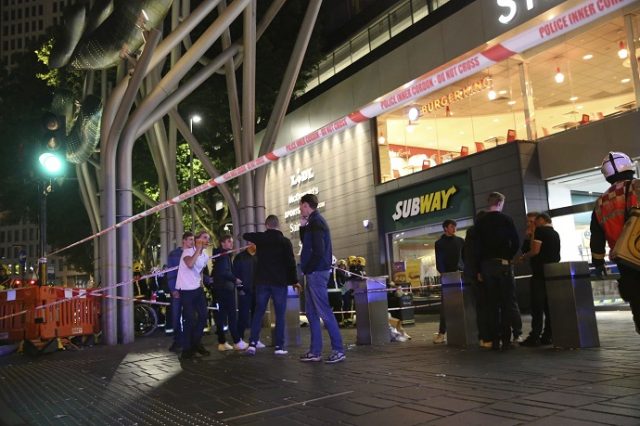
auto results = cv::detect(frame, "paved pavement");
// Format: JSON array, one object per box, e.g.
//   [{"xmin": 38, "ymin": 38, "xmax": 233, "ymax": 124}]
[{"xmin": 0, "ymin": 311, "xmax": 639, "ymax": 426}]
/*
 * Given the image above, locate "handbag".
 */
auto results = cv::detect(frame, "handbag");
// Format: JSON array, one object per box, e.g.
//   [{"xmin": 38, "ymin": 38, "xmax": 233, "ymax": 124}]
[{"xmin": 612, "ymin": 180, "xmax": 640, "ymax": 270}]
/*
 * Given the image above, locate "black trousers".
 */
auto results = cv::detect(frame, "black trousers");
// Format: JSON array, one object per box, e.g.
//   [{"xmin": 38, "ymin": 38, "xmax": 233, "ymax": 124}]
[
  {"xmin": 617, "ymin": 264, "xmax": 640, "ymax": 331},
  {"xmin": 529, "ymin": 276, "xmax": 551, "ymax": 338}
]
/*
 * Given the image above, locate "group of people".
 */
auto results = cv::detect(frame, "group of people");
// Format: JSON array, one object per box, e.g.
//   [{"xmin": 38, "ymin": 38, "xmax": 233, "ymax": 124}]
[
  {"xmin": 431, "ymin": 150, "xmax": 640, "ymax": 349},
  {"xmin": 166, "ymin": 194, "xmax": 346, "ymax": 364},
  {"xmin": 432, "ymin": 193, "xmax": 561, "ymax": 350}
]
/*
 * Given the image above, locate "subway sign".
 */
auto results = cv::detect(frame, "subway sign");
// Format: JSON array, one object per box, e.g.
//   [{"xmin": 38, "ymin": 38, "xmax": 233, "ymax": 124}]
[{"xmin": 379, "ymin": 171, "xmax": 474, "ymax": 232}]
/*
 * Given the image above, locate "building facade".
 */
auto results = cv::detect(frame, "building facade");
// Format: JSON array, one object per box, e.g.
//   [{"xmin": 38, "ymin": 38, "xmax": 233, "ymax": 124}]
[{"xmin": 260, "ymin": 0, "xmax": 640, "ymax": 306}]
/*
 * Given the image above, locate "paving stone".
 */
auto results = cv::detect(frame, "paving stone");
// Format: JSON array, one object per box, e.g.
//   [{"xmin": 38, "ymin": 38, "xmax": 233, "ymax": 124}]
[
  {"xmin": 414, "ymin": 395, "xmax": 484, "ymax": 412},
  {"xmin": 523, "ymin": 391, "xmax": 607, "ymax": 407},
  {"xmin": 426, "ymin": 410, "xmax": 521, "ymax": 425},
  {"xmin": 348, "ymin": 395, "xmax": 398, "ymax": 409},
  {"xmin": 557, "ymin": 408, "xmax": 640, "ymax": 425},
  {"xmin": 344, "ymin": 405, "xmax": 436, "ymax": 426},
  {"xmin": 484, "ymin": 401, "xmax": 558, "ymax": 417}
]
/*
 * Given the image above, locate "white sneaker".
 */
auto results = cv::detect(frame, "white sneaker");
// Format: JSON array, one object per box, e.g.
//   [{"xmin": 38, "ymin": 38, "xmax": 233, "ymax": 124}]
[
  {"xmin": 274, "ymin": 347, "xmax": 288, "ymax": 355},
  {"xmin": 246, "ymin": 346, "xmax": 256, "ymax": 356},
  {"xmin": 234, "ymin": 340, "xmax": 248, "ymax": 350},
  {"xmin": 256, "ymin": 341, "xmax": 266, "ymax": 349},
  {"xmin": 218, "ymin": 342, "xmax": 233, "ymax": 351},
  {"xmin": 433, "ymin": 333, "xmax": 446, "ymax": 344}
]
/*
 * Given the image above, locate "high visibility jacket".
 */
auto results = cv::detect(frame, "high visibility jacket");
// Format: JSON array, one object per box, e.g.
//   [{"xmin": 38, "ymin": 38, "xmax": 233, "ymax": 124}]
[{"xmin": 591, "ymin": 179, "xmax": 640, "ymax": 255}]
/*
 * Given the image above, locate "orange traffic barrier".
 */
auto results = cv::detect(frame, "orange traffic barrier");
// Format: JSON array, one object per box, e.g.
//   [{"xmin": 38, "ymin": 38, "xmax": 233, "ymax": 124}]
[{"xmin": 0, "ymin": 286, "xmax": 39, "ymax": 342}]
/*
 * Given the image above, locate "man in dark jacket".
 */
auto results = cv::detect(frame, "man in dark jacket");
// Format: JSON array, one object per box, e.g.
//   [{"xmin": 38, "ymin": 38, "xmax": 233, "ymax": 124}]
[
  {"xmin": 212, "ymin": 235, "xmax": 247, "ymax": 352},
  {"xmin": 243, "ymin": 215, "xmax": 298, "ymax": 355},
  {"xmin": 298, "ymin": 194, "xmax": 345, "ymax": 364},
  {"xmin": 475, "ymin": 192, "xmax": 520, "ymax": 350},
  {"xmin": 433, "ymin": 219, "xmax": 464, "ymax": 344},
  {"xmin": 232, "ymin": 243, "xmax": 257, "ymax": 343}
]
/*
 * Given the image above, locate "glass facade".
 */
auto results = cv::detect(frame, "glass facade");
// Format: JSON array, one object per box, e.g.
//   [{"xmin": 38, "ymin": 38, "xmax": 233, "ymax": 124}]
[{"xmin": 376, "ymin": 12, "xmax": 640, "ymax": 183}]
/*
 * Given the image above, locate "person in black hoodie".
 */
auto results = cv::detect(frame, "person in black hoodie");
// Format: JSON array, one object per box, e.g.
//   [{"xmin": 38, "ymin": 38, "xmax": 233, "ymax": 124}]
[
  {"xmin": 243, "ymin": 215, "xmax": 298, "ymax": 356},
  {"xmin": 433, "ymin": 219, "xmax": 465, "ymax": 344},
  {"xmin": 212, "ymin": 235, "xmax": 247, "ymax": 352}
]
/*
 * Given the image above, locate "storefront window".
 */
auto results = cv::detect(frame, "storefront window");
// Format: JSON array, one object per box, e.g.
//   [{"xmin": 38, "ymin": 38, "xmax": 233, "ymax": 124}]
[
  {"xmin": 388, "ymin": 219, "xmax": 472, "ymax": 303},
  {"xmin": 376, "ymin": 12, "xmax": 639, "ymax": 184}
]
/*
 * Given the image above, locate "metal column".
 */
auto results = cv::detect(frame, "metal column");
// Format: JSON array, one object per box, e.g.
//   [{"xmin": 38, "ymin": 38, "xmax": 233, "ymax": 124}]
[
  {"xmin": 350, "ymin": 277, "xmax": 390, "ymax": 345},
  {"xmin": 441, "ymin": 272, "xmax": 478, "ymax": 346}
]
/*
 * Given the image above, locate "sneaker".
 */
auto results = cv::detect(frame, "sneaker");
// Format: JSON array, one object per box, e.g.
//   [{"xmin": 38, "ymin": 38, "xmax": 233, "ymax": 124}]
[
  {"xmin": 274, "ymin": 347, "xmax": 288, "ymax": 355},
  {"xmin": 234, "ymin": 340, "xmax": 248, "ymax": 351},
  {"xmin": 325, "ymin": 351, "xmax": 346, "ymax": 364},
  {"xmin": 195, "ymin": 344, "xmax": 210, "ymax": 356},
  {"xmin": 401, "ymin": 332, "xmax": 412, "ymax": 340},
  {"xmin": 432, "ymin": 333, "xmax": 446, "ymax": 344},
  {"xmin": 479, "ymin": 340, "xmax": 493, "ymax": 349},
  {"xmin": 245, "ymin": 346, "xmax": 256, "ymax": 356},
  {"xmin": 636, "ymin": 324, "xmax": 640, "ymax": 335},
  {"xmin": 540, "ymin": 335, "xmax": 553, "ymax": 345},
  {"xmin": 256, "ymin": 341, "xmax": 266, "ymax": 349},
  {"xmin": 218, "ymin": 342, "xmax": 233, "ymax": 351},
  {"xmin": 299, "ymin": 352, "xmax": 322, "ymax": 362},
  {"xmin": 513, "ymin": 335, "xmax": 525, "ymax": 343}
]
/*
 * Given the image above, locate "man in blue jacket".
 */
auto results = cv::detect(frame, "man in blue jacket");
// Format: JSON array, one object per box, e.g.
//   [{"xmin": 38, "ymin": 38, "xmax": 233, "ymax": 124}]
[
  {"xmin": 298, "ymin": 194, "xmax": 345, "ymax": 364},
  {"xmin": 243, "ymin": 215, "xmax": 298, "ymax": 356}
]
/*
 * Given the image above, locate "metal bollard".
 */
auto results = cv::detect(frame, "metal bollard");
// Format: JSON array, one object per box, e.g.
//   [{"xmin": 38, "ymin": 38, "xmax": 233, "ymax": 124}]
[
  {"xmin": 440, "ymin": 271, "xmax": 478, "ymax": 346},
  {"xmin": 349, "ymin": 277, "xmax": 390, "ymax": 345},
  {"xmin": 544, "ymin": 262, "xmax": 599, "ymax": 348}
]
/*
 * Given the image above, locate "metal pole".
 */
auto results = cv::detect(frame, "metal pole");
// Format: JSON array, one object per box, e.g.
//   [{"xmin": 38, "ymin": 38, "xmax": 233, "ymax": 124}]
[
  {"xmin": 189, "ymin": 118, "xmax": 195, "ymax": 229},
  {"xmin": 39, "ymin": 183, "xmax": 47, "ymax": 286}
]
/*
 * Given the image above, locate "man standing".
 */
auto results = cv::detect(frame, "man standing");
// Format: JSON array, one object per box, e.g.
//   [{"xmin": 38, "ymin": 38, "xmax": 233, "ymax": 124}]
[
  {"xmin": 520, "ymin": 213, "xmax": 560, "ymax": 346},
  {"xmin": 475, "ymin": 192, "xmax": 520, "ymax": 350},
  {"xmin": 591, "ymin": 152, "xmax": 640, "ymax": 335},
  {"xmin": 212, "ymin": 235, "xmax": 247, "ymax": 351},
  {"xmin": 176, "ymin": 230, "xmax": 211, "ymax": 359},
  {"xmin": 433, "ymin": 219, "xmax": 464, "ymax": 344},
  {"xmin": 298, "ymin": 194, "xmax": 345, "ymax": 363},
  {"xmin": 166, "ymin": 236, "xmax": 185, "ymax": 352},
  {"xmin": 243, "ymin": 215, "xmax": 298, "ymax": 356},
  {"xmin": 232, "ymin": 242, "xmax": 257, "ymax": 344}
]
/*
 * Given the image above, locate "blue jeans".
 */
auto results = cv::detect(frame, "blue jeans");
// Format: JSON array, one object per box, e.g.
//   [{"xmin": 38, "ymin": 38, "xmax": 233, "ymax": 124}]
[
  {"xmin": 249, "ymin": 285, "xmax": 287, "ymax": 348},
  {"xmin": 214, "ymin": 287, "xmax": 240, "ymax": 344},
  {"xmin": 305, "ymin": 270, "xmax": 344, "ymax": 354},
  {"xmin": 179, "ymin": 287, "xmax": 207, "ymax": 350}
]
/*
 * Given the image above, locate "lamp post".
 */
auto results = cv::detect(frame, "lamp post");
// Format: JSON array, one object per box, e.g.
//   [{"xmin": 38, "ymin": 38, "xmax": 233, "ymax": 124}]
[
  {"xmin": 189, "ymin": 114, "xmax": 201, "ymax": 229},
  {"xmin": 38, "ymin": 151, "xmax": 65, "ymax": 285}
]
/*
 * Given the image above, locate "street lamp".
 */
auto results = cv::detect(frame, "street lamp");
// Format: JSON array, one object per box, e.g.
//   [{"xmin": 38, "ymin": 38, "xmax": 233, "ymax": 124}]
[
  {"xmin": 37, "ymin": 150, "xmax": 65, "ymax": 286},
  {"xmin": 189, "ymin": 114, "xmax": 201, "ymax": 228}
]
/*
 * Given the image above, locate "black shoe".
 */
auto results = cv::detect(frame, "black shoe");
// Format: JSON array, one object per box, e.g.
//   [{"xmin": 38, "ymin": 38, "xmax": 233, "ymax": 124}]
[
  {"xmin": 169, "ymin": 342, "xmax": 181, "ymax": 353},
  {"xmin": 491, "ymin": 340, "xmax": 501, "ymax": 351},
  {"xmin": 501, "ymin": 340, "xmax": 514, "ymax": 351},
  {"xmin": 539, "ymin": 335, "xmax": 552, "ymax": 345},
  {"xmin": 520, "ymin": 336, "xmax": 541, "ymax": 347},
  {"xmin": 180, "ymin": 349, "xmax": 195, "ymax": 360},
  {"xmin": 195, "ymin": 344, "xmax": 211, "ymax": 356}
]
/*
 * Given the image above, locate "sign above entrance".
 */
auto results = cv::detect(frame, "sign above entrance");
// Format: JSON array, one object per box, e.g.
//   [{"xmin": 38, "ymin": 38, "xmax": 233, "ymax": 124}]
[
  {"xmin": 497, "ymin": 0, "xmax": 537, "ymax": 24},
  {"xmin": 378, "ymin": 171, "xmax": 474, "ymax": 232}
]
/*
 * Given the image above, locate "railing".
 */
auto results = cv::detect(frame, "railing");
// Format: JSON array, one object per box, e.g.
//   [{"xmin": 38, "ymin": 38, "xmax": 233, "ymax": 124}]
[{"xmin": 302, "ymin": 0, "xmax": 452, "ymax": 94}]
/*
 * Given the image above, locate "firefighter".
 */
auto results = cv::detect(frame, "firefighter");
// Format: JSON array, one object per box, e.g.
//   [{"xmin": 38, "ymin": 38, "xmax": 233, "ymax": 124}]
[{"xmin": 590, "ymin": 151, "xmax": 640, "ymax": 335}]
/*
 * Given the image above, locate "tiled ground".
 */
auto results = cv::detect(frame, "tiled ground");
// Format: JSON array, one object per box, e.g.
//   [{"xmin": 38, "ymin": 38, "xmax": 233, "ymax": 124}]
[{"xmin": 0, "ymin": 311, "xmax": 639, "ymax": 425}]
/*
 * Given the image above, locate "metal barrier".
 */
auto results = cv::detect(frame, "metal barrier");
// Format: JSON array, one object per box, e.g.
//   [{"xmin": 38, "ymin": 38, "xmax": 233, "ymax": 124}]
[
  {"xmin": 350, "ymin": 277, "xmax": 390, "ymax": 345},
  {"xmin": 545, "ymin": 262, "xmax": 599, "ymax": 349},
  {"xmin": 441, "ymin": 272, "xmax": 478, "ymax": 347}
]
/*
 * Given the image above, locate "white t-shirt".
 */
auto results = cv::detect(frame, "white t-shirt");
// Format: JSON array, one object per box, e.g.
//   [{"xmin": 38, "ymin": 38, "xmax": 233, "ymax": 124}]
[{"xmin": 175, "ymin": 247, "xmax": 209, "ymax": 290}]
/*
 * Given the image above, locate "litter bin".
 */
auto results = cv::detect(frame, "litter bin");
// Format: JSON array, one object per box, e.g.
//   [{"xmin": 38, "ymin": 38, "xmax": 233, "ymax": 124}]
[
  {"xmin": 270, "ymin": 285, "xmax": 301, "ymax": 348},
  {"xmin": 350, "ymin": 276, "xmax": 390, "ymax": 345},
  {"xmin": 440, "ymin": 271, "xmax": 478, "ymax": 346},
  {"xmin": 545, "ymin": 262, "xmax": 599, "ymax": 349}
]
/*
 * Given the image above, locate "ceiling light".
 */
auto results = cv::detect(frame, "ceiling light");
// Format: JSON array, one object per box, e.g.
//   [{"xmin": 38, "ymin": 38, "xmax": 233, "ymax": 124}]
[
  {"xmin": 378, "ymin": 135, "xmax": 386, "ymax": 144},
  {"xmin": 408, "ymin": 107, "xmax": 420, "ymax": 121},
  {"xmin": 554, "ymin": 67, "xmax": 565, "ymax": 84},
  {"xmin": 569, "ymin": 96, "xmax": 578, "ymax": 101},
  {"xmin": 618, "ymin": 41, "xmax": 628, "ymax": 59},
  {"xmin": 621, "ymin": 78, "xmax": 631, "ymax": 83},
  {"xmin": 582, "ymin": 54, "xmax": 593, "ymax": 60},
  {"xmin": 507, "ymin": 100, "xmax": 516, "ymax": 105},
  {"xmin": 488, "ymin": 89, "xmax": 497, "ymax": 100},
  {"xmin": 498, "ymin": 90, "xmax": 508, "ymax": 95},
  {"xmin": 576, "ymin": 105, "xmax": 584, "ymax": 110}
]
